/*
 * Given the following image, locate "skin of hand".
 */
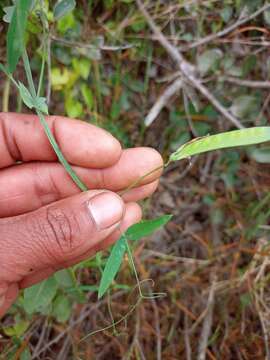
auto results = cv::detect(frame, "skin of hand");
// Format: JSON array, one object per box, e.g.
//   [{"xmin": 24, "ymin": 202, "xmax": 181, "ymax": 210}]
[{"xmin": 0, "ymin": 113, "xmax": 163, "ymax": 317}]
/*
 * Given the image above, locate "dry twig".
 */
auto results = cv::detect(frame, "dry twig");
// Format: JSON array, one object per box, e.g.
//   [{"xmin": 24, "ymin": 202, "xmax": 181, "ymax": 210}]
[
  {"xmin": 197, "ymin": 278, "xmax": 216, "ymax": 360},
  {"xmin": 145, "ymin": 78, "xmax": 183, "ymax": 126},
  {"xmin": 222, "ymin": 76, "xmax": 270, "ymax": 89}
]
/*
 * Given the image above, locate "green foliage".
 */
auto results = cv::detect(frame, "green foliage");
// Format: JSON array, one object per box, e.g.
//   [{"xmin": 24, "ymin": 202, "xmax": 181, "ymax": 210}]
[
  {"xmin": 52, "ymin": 294, "xmax": 72, "ymax": 323},
  {"xmin": 7, "ymin": 0, "xmax": 32, "ymax": 73},
  {"xmin": 1, "ymin": 0, "xmax": 270, "ymax": 354},
  {"xmin": 23, "ymin": 277, "xmax": 58, "ymax": 314},
  {"xmin": 98, "ymin": 215, "xmax": 172, "ymax": 298},
  {"xmin": 230, "ymin": 95, "xmax": 260, "ymax": 119},
  {"xmin": 197, "ymin": 49, "xmax": 223, "ymax": 75}
]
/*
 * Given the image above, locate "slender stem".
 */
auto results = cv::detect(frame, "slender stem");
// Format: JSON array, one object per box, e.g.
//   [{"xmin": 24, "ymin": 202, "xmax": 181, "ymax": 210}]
[
  {"xmin": 124, "ymin": 236, "xmax": 144, "ymax": 298},
  {"xmin": 2, "ymin": 78, "xmax": 10, "ymax": 112},
  {"xmin": 80, "ymin": 298, "xmax": 142, "ymax": 341},
  {"xmin": 37, "ymin": 111, "xmax": 88, "ymax": 191},
  {"xmin": 22, "ymin": 48, "xmax": 36, "ymax": 97},
  {"xmin": 37, "ymin": 49, "xmax": 46, "ymax": 97},
  {"xmin": 21, "ymin": 47, "xmax": 88, "ymax": 191},
  {"xmin": 119, "ymin": 164, "xmax": 164, "ymax": 196}
]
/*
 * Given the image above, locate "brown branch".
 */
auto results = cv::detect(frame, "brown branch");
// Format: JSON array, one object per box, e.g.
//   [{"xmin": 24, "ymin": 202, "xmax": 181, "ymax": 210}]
[{"xmin": 145, "ymin": 78, "xmax": 183, "ymax": 126}]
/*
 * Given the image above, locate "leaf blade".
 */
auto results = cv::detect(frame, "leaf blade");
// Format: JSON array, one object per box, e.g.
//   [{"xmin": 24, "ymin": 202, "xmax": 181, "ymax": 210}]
[
  {"xmin": 53, "ymin": 0, "xmax": 76, "ymax": 20},
  {"xmin": 98, "ymin": 235, "xmax": 126, "ymax": 299},
  {"xmin": 170, "ymin": 127, "xmax": 270, "ymax": 162},
  {"xmin": 126, "ymin": 215, "xmax": 172, "ymax": 241},
  {"xmin": 7, "ymin": 0, "xmax": 32, "ymax": 73},
  {"xmin": 98, "ymin": 215, "xmax": 172, "ymax": 298},
  {"xmin": 23, "ymin": 277, "xmax": 58, "ymax": 314},
  {"xmin": 18, "ymin": 81, "xmax": 35, "ymax": 109}
]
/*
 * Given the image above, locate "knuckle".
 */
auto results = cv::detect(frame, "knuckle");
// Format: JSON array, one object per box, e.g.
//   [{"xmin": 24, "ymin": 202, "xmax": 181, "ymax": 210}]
[{"xmin": 43, "ymin": 206, "xmax": 80, "ymax": 255}]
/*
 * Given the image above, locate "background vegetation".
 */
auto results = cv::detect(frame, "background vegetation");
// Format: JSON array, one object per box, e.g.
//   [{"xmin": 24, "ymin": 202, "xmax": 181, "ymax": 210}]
[{"xmin": 1, "ymin": 0, "xmax": 270, "ymax": 358}]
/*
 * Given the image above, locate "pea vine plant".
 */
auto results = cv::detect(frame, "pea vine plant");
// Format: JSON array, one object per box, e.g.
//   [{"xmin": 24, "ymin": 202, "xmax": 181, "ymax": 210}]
[{"xmin": 2, "ymin": 0, "xmax": 270, "ymax": 318}]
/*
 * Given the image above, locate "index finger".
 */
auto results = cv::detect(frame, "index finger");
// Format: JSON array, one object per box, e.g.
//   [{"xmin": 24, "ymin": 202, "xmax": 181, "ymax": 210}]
[{"xmin": 0, "ymin": 113, "xmax": 122, "ymax": 169}]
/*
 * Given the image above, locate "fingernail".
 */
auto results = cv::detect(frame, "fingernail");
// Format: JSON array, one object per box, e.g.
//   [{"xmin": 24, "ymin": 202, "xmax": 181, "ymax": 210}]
[
  {"xmin": 88, "ymin": 192, "xmax": 124, "ymax": 230},
  {"xmin": 0, "ymin": 295, "xmax": 5, "ymax": 307}
]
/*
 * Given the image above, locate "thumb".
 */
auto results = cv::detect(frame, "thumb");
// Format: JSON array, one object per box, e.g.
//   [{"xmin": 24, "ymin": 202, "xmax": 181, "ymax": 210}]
[{"xmin": 0, "ymin": 190, "xmax": 124, "ymax": 280}]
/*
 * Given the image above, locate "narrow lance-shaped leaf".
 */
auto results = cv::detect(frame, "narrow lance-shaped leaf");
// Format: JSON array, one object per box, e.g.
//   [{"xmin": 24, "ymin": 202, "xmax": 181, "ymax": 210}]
[
  {"xmin": 98, "ymin": 235, "xmax": 126, "ymax": 299},
  {"xmin": 169, "ymin": 127, "xmax": 270, "ymax": 162},
  {"xmin": 98, "ymin": 215, "xmax": 172, "ymax": 299},
  {"xmin": 7, "ymin": 0, "xmax": 32, "ymax": 73},
  {"xmin": 126, "ymin": 214, "xmax": 172, "ymax": 241}
]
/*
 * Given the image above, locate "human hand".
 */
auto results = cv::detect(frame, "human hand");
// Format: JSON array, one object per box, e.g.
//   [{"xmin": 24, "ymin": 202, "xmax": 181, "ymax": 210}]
[{"xmin": 0, "ymin": 113, "xmax": 163, "ymax": 317}]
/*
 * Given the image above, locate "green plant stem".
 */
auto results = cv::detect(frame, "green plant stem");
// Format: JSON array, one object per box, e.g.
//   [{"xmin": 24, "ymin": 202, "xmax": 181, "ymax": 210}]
[
  {"xmin": 2, "ymin": 78, "xmax": 10, "ymax": 112},
  {"xmin": 22, "ymin": 48, "xmax": 36, "ymax": 97},
  {"xmin": 124, "ymin": 236, "xmax": 144, "ymax": 298},
  {"xmin": 37, "ymin": 111, "xmax": 88, "ymax": 191},
  {"xmin": 119, "ymin": 164, "xmax": 165, "ymax": 196},
  {"xmin": 37, "ymin": 0, "xmax": 48, "ymax": 97},
  {"xmin": 21, "ymin": 48, "xmax": 88, "ymax": 192},
  {"xmin": 37, "ymin": 49, "xmax": 46, "ymax": 97}
]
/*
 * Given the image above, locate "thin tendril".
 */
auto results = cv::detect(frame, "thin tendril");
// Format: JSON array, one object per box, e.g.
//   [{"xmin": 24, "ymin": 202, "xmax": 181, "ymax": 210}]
[{"xmin": 79, "ymin": 298, "xmax": 142, "ymax": 341}]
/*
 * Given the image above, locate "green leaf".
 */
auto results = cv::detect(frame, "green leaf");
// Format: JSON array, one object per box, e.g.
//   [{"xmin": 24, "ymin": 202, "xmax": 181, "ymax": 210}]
[
  {"xmin": 126, "ymin": 215, "xmax": 172, "ymax": 241},
  {"xmin": 98, "ymin": 215, "xmax": 172, "ymax": 299},
  {"xmin": 197, "ymin": 49, "xmax": 223, "ymax": 75},
  {"xmin": 53, "ymin": 0, "xmax": 76, "ymax": 20},
  {"xmin": 34, "ymin": 97, "xmax": 49, "ymax": 114},
  {"xmin": 248, "ymin": 147, "xmax": 270, "ymax": 163},
  {"xmin": 54, "ymin": 269, "xmax": 74, "ymax": 287},
  {"xmin": 72, "ymin": 58, "xmax": 91, "ymax": 80},
  {"xmin": 230, "ymin": 95, "xmax": 259, "ymax": 119},
  {"xmin": 0, "ymin": 63, "xmax": 13, "ymax": 78},
  {"xmin": 7, "ymin": 0, "xmax": 32, "ymax": 73},
  {"xmin": 3, "ymin": 319, "xmax": 30, "ymax": 337},
  {"xmin": 65, "ymin": 96, "xmax": 83, "ymax": 118},
  {"xmin": 98, "ymin": 235, "xmax": 126, "ymax": 299},
  {"xmin": 20, "ymin": 347, "xmax": 31, "ymax": 360},
  {"xmin": 52, "ymin": 295, "xmax": 72, "ymax": 323},
  {"xmin": 51, "ymin": 67, "xmax": 71, "ymax": 89},
  {"xmin": 18, "ymin": 81, "xmax": 35, "ymax": 109},
  {"xmin": 81, "ymin": 84, "xmax": 94, "ymax": 110},
  {"xmin": 23, "ymin": 277, "xmax": 58, "ymax": 314},
  {"xmin": 170, "ymin": 127, "xmax": 270, "ymax": 162},
  {"xmin": 220, "ymin": 7, "xmax": 233, "ymax": 22}
]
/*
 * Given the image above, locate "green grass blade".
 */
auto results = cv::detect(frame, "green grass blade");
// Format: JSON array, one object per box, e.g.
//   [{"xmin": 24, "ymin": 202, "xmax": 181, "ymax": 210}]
[
  {"xmin": 169, "ymin": 127, "xmax": 270, "ymax": 162},
  {"xmin": 98, "ymin": 235, "xmax": 126, "ymax": 299},
  {"xmin": 7, "ymin": 0, "xmax": 32, "ymax": 73}
]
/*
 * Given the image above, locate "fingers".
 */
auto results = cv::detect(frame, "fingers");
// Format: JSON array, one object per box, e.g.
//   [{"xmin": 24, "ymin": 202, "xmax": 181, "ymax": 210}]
[
  {"xmin": 19, "ymin": 202, "xmax": 142, "ymax": 289},
  {"xmin": 0, "ymin": 283, "xmax": 19, "ymax": 318},
  {"xmin": 0, "ymin": 149, "xmax": 163, "ymax": 217},
  {"xmin": 0, "ymin": 113, "xmax": 122, "ymax": 169},
  {"xmin": 0, "ymin": 190, "xmax": 125, "ymax": 284}
]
